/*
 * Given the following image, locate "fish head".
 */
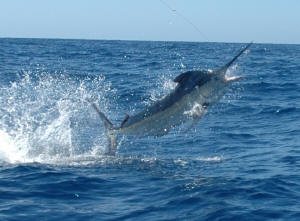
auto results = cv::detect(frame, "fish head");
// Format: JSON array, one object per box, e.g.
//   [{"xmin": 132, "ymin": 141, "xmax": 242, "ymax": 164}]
[
  {"xmin": 212, "ymin": 42, "xmax": 253, "ymax": 85},
  {"xmin": 213, "ymin": 67, "xmax": 245, "ymax": 85}
]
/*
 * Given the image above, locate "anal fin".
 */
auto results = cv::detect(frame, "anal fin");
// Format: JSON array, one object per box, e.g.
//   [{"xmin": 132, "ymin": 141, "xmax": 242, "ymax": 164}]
[
  {"xmin": 120, "ymin": 114, "xmax": 130, "ymax": 128},
  {"xmin": 184, "ymin": 117, "xmax": 202, "ymax": 133}
]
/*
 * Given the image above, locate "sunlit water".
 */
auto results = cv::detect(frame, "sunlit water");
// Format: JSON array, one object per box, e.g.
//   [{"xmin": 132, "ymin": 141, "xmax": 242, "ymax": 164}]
[{"xmin": 0, "ymin": 38, "xmax": 299, "ymax": 220}]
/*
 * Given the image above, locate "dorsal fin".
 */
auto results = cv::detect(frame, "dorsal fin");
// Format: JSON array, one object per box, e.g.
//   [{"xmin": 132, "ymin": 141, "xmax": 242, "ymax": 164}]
[
  {"xmin": 120, "ymin": 114, "xmax": 130, "ymax": 128},
  {"xmin": 174, "ymin": 71, "xmax": 211, "ymax": 86},
  {"xmin": 173, "ymin": 71, "xmax": 191, "ymax": 84}
]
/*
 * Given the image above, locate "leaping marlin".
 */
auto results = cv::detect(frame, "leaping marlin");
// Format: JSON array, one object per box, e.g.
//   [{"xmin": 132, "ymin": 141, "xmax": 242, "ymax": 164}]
[{"xmin": 91, "ymin": 43, "xmax": 252, "ymax": 155}]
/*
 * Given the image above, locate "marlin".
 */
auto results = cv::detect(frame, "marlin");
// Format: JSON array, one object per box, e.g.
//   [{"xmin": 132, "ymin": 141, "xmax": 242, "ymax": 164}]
[{"xmin": 91, "ymin": 43, "xmax": 252, "ymax": 155}]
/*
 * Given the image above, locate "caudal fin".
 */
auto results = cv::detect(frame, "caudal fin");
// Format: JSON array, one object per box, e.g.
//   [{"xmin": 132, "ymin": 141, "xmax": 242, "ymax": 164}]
[{"xmin": 90, "ymin": 102, "xmax": 118, "ymax": 155}]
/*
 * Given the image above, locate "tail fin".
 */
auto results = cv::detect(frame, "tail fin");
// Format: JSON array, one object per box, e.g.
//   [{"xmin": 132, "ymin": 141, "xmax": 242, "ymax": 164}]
[
  {"xmin": 222, "ymin": 42, "xmax": 253, "ymax": 70},
  {"xmin": 90, "ymin": 102, "xmax": 118, "ymax": 155}
]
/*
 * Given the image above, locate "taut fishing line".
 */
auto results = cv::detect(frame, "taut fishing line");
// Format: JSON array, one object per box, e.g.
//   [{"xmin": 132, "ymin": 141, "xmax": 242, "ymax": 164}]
[{"xmin": 159, "ymin": 0, "xmax": 209, "ymax": 42}]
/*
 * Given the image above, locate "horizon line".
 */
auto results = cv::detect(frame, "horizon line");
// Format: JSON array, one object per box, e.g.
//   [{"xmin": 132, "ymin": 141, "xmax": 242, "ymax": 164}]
[{"xmin": 0, "ymin": 36, "xmax": 299, "ymax": 46}]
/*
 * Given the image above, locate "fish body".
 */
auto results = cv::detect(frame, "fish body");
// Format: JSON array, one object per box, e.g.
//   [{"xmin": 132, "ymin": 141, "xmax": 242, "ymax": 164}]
[{"xmin": 91, "ymin": 43, "xmax": 252, "ymax": 155}]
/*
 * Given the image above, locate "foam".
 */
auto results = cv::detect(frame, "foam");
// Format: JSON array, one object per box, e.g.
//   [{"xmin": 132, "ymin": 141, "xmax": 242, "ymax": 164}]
[{"xmin": 0, "ymin": 70, "xmax": 112, "ymax": 164}]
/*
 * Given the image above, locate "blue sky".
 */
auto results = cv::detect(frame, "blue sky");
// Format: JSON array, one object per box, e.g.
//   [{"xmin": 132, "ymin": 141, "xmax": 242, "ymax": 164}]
[{"xmin": 1, "ymin": 0, "xmax": 299, "ymax": 44}]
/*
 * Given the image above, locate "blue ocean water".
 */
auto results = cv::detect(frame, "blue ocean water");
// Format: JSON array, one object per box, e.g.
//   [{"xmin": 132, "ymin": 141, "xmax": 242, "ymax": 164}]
[{"xmin": 0, "ymin": 38, "xmax": 299, "ymax": 220}]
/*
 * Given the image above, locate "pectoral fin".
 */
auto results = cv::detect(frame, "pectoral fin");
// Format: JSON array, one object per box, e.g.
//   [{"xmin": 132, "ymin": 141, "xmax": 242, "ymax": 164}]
[{"xmin": 184, "ymin": 103, "xmax": 209, "ymax": 133}]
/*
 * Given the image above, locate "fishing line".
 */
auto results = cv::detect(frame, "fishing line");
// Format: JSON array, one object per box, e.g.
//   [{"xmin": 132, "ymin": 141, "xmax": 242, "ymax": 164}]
[{"xmin": 159, "ymin": 0, "xmax": 209, "ymax": 42}]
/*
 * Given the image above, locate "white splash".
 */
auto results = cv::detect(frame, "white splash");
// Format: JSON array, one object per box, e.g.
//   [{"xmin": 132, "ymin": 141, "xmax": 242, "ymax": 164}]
[
  {"xmin": 0, "ymin": 71, "xmax": 114, "ymax": 164},
  {"xmin": 144, "ymin": 73, "xmax": 177, "ymax": 105},
  {"xmin": 225, "ymin": 64, "xmax": 238, "ymax": 78},
  {"xmin": 0, "ymin": 130, "xmax": 28, "ymax": 163},
  {"xmin": 183, "ymin": 102, "xmax": 207, "ymax": 118},
  {"xmin": 196, "ymin": 156, "xmax": 222, "ymax": 162}
]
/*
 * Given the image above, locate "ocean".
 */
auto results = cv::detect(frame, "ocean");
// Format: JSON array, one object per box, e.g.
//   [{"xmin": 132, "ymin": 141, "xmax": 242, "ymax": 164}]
[{"xmin": 0, "ymin": 38, "xmax": 299, "ymax": 220}]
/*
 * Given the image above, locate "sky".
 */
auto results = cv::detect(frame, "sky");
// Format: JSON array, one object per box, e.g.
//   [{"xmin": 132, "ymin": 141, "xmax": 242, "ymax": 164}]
[{"xmin": 1, "ymin": 0, "xmax": 300, "ymax": 44}]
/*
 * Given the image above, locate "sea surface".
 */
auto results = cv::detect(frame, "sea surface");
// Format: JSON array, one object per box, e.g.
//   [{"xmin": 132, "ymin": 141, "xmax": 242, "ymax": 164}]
[{"xmin": 0, "ymin": 38, "xmax": 299, "ymax": 220}]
